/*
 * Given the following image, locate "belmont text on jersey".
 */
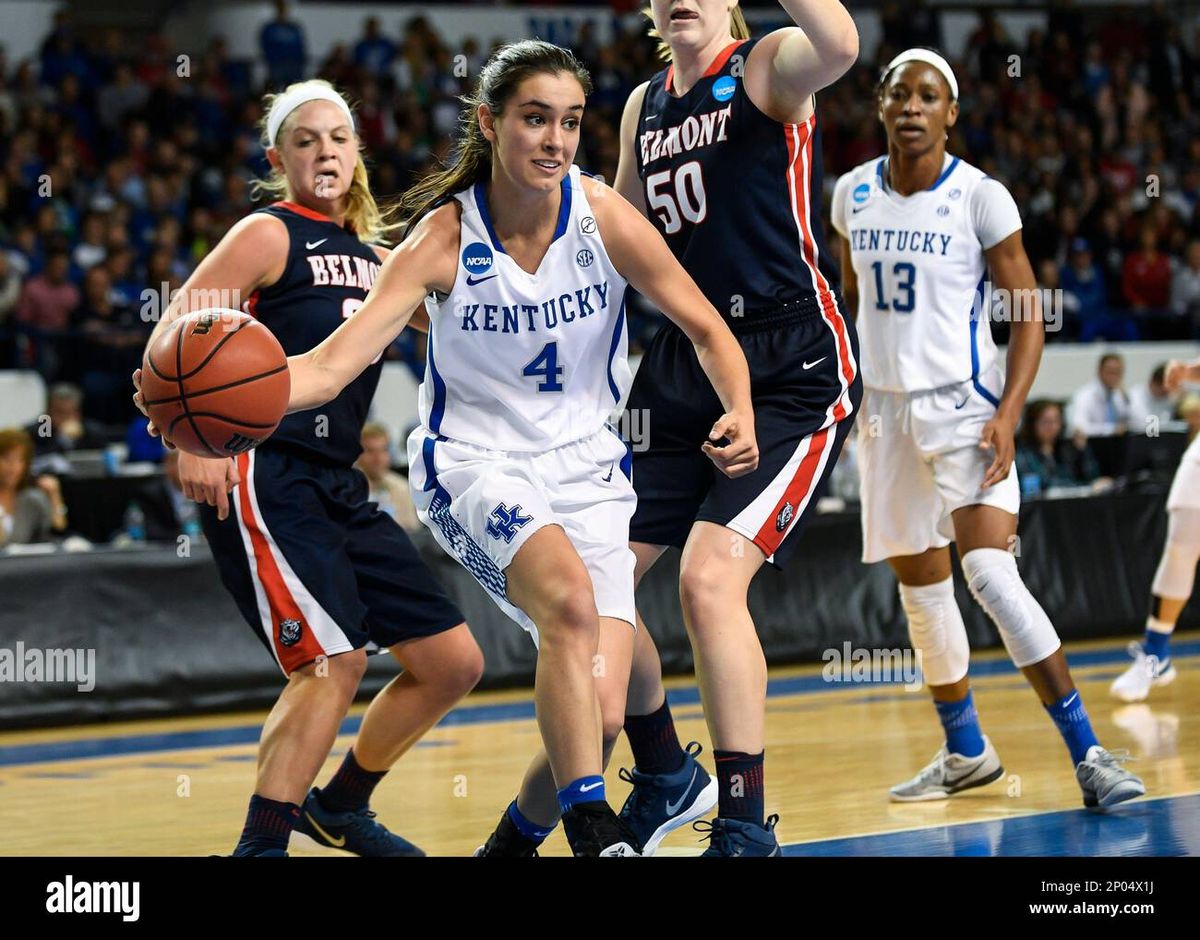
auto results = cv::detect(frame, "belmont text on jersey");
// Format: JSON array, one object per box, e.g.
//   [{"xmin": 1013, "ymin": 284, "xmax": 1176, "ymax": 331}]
[
  {"xmin": 305, "ymin": 253, "xmax": 381, "ymax": 290},
  {"xmin": 456, "ymin": 281, "xmax": 613, "ymax": 333},
  {"xmin": 639, "ymin": 105, "xmax": 733, "ymax": 166}
]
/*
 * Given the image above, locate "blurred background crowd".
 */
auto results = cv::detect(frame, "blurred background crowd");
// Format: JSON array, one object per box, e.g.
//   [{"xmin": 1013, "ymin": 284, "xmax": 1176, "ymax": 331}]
[{"xmin": 1, "ymin": 0, "xmax": 1198, "ymax": 548}]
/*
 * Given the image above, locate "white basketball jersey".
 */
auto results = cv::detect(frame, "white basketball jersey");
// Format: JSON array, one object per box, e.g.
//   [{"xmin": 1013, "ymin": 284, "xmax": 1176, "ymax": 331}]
[
  {"xmin": 831, "ymin": 154, "xmax": 1022, "ymax": 394},
  {"xmin": 419, "ymin": 165, "xmax": 631, "ymax": 452}
]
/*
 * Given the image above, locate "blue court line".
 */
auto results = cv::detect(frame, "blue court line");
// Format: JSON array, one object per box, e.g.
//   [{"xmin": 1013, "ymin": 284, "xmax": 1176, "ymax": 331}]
[
  {"xmin": 0, "ymin": 640, "xmax": 1196, "ymax": 769},
  {"xmin": 784, "ymin": 792, "xmax": 1200, "ymax": 856}
]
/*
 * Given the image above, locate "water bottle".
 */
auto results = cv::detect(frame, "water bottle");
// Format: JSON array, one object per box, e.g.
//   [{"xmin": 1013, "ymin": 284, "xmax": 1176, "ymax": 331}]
[
  {"xmin": 1020, "ymin": 472, "xmax": 1042, "ymax": 500},
  {"xmin": 123, "ymin": 501, "xmax": 146, "ymax": 542}
]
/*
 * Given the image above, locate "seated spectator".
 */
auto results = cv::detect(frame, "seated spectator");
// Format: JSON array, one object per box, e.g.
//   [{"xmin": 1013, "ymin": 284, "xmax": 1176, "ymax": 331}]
[
  {"xmin": 1124, "ymin": 226, "xmax": 1179, "ymax": 338},
  {"xmin": 24, "ymin": 382, "xmax": 110, "ymax": 474},
  {"xmin": 1068, "ymin": 352, "xmax": 1130, "ymax": 437},
  {"xmin": 129, "ymin": 449, "xmax": 201, "ymax": 542},
  {"xmin": 355, "ymin": 422, "xmax": 419, "ymax": 534},
  {"xmin": 1015, "ymin": 400, "xmax": 1103, "ymax": 494},
  {"xmin": 1170, "ymin": 238, "xmax": 1200, "ymax": 336},
  {"xmin": 73, "ymin": 265, "xmax": 148, "ymax": 425},
  {"xmin": 14, "ymin": 248, "xmax": 80, "ymax": 376},
  {"xmin": 1128, "ymin": 363, "xmax": 1177, "ymax": 434},
  {"xmin": 0, "ymin": 250, "xmax": 20, "ymax": 367},
  {"xmin": 1060, "ymin": 238, "xmax": 1137, "ymax": 342},
  {"xmin": 0, "ymin": 427, "xmax": 68, "ymax": 546}
]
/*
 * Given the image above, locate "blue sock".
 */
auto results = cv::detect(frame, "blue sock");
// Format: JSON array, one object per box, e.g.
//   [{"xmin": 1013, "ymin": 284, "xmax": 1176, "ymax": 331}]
[
  {"xmin": 1143, "ymin": 628, "xmax": 1170, "ymax": 662},
  {"xmin": 557, "ymin": 775, "xmax": 605, "ymax": 814},
  {"xmin": 506, "ymin": 800, "xmax": 554, "ymax": 842},
  {"xmin": 233, "ymin": 794, "xmax": 299, "ymax": 856},
  {"xmin": 934, "ymin": 690, "xmax": 986, "ymax": 758},
  {"xmin": 1045, "ymin": 690, "xmax": 1099, "ymax": 765}
]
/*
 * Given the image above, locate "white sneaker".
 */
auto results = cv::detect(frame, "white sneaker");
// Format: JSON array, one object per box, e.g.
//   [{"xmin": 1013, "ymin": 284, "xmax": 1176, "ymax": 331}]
[
  {"xmin": 1076, "ymin": 745, "xmax": 1145, "ymax": 808},
  {"xmin": 889, "ymin": 736, "xmax": 1004, "ymax": 802},
  {"xmin": 1110, "ymin": 642, "xmax": 1177, "ymax": 703}
]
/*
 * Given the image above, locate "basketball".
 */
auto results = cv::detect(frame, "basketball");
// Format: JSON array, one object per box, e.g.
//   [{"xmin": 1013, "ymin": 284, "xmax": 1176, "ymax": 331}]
[{"xmin": 140, "ymin": 308, "xmax": 291, "ymax": 458}]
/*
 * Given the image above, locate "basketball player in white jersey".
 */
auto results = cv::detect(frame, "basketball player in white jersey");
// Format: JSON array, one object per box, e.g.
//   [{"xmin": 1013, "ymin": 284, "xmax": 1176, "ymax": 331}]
[
  {"xmin": 832, "ymin": 49, "xmax": 1143, "ymax": 808},
  {"xmin": 282, "ymin": 41, "xmax": 758, "ymax": 856},
  {"xmin": 1111, "ymin": 355, "xmax": 1200, "ymax": 701}
]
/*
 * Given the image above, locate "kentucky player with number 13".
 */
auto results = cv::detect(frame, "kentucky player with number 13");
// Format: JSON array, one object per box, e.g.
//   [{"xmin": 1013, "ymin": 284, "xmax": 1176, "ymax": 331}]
[{"xmin": 831, "ymin": 49, "xmax": 1143, "ymax": 808}]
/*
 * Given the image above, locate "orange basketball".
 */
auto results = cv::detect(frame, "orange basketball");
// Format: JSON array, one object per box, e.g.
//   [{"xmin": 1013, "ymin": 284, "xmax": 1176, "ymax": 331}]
[{"xmin": 141, "ymin": 309, "xmax": 290, "ymax": 458}]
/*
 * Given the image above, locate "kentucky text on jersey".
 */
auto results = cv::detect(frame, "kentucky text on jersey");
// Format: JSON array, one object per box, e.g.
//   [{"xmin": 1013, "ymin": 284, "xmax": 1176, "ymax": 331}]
[
  {"xmin": 458, "ymin": 281, "xmax": 611, "ymax": 333},
  {"xmin": 850, "ymin": 228, "xmax": 953, "ymax": 256},
  {"xmin": 639, "ymin": 105, "xmax": 733, "ymax": 166},
  {"xmin": 305, "ymin": 254, "xmax": 381, "ymax": 289}
]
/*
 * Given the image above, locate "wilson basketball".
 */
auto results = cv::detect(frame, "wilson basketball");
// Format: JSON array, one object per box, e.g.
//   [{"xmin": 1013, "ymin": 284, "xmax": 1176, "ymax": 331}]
[{"xmin": 141, "ymin": 308, "xmax": 291, "ymax": 458}]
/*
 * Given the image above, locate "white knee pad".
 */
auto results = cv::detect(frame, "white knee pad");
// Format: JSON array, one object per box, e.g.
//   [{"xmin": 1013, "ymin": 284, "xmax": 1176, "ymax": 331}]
[
  {"xmin": 1151, "ymin": 507, "xmax": 1200, "ymax": 600},
  {"xmin": 899, "ymin": 577, "xmax": 970, "ymax": 686},
  {"xmin": 961, "ymin": 547, "xmax": 1061, "ymax": 669}
]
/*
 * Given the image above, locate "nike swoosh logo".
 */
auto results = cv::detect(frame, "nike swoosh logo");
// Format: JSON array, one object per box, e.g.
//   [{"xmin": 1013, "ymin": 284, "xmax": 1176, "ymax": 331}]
[
  {"xmin": 305, "ymin": 239, "xmax": 328, "ymax": 250},
  {"xmin": 602, "ymin": 462, "xmax": 614, "ymax": 482},
  {"xmin": 954, "ymin": 396, "xmax": 969, "ymax": 409},
  {"xmin": 645, "ymin": 113, "xmax": 660, "ymax": 121},
  {"xmin": 579, "ymin": 781, "xmax": 604, "ymax": 793},
  {"xmin": 665, "ymin": 767, "xmax": 699, "ymax": 815},
  {"xmin": 802, "ymin": 357, "xmax": 827, "ymax": 370},
  {"xmin": 852, "ymin": 205, "xmax": 868, "ymax": 214},
  {"xmin": 1062, "ymin": 692, "xmax": 1079, "ymax": 709},
  {"xmin": 304, "ymin": 812, "xmax": 346, "ymax": 847},
  {"xmin": 466, "ymin": 273, "xmax": 498, "ymax": 286}
]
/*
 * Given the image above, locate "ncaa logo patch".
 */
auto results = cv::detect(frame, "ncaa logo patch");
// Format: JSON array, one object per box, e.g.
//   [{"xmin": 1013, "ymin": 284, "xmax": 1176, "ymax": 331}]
[
  {"xmin": 576, "ymin": 249, "xmax": 594, "ymax": 268},
  {"xmin": 852, "ymin": 183, "xmax": 871, "ymax": 204},
  {"xmin": 462, "ymin": 241, "xmax": 493, "ymax": 274},
  {"xmin": 279, "ymin": 618, "xmax": 302, "ymax": 647},
  {"xmin": 775, "ymin": 502, "xmax": 794, "ymax": 533},
  {"xmin": 712, "ymin": 75, "xmax": 736, "ymax": 102},
  {"xmin": 579, "ymin": 215, "xmax": 597, "ymax": 235}
]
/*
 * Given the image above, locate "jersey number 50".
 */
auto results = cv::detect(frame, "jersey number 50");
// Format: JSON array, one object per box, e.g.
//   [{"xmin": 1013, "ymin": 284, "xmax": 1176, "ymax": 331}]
[{"xmin": 646, "ymin": 161, "xmax": 708, "ymax": 235}]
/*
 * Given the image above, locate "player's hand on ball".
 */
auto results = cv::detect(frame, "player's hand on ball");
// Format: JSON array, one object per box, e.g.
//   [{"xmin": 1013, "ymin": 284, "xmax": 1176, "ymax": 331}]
[
  {"xmin": 178, "ymin": 450, "xmax": 242, "ymax": 521},
  {"xmin": 979, "ymin": 413, "xmax": 1016, "ymax": 489},
  {"xmin": 702, "ymin": 411, "xmax": 758, "ymax": 478},
  {"xmin": 131, "ymin": 368, "xmax": 174, "ymax": 449}
]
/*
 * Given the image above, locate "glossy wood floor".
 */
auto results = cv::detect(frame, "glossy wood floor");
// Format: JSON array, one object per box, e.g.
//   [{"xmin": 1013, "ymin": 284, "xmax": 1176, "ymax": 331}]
[{"xmin": 1, "ymin": 634, "xmax": 1196, "ymax": 856}]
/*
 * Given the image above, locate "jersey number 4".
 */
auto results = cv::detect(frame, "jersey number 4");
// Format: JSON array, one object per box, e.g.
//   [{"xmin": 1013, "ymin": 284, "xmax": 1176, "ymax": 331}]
[
  {"xmin": 523, "ymin": 342, "xmax": 564, "ymax": 392},
  {"xmin": 870, "ymin": 261, "xmax": 916, "ymax": 314},
  {"xmin": 646, "ymin": 161, "xmax": 707, "ymax": 235}
]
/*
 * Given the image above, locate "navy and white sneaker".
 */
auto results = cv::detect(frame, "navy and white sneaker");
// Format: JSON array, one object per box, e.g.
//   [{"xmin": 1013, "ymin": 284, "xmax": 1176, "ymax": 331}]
[
  {"xmin": 293, "ymin": 787, "xmax": 425, "ymax": 857},
  {"xmin": 695, "ymin": 814, "xmax": 781, "ymax": 857},
  {"xmin": 618, "ymin": 741, "xmax": 719, "ymax": 856}
]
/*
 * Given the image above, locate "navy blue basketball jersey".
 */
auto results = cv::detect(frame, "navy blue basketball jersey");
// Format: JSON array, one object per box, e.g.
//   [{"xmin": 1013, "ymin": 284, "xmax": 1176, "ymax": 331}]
[
  {"xmin": 636, "ymin": 38, "xmax": 841, "ymax": 320},
  {"xmin": 243, "ymin": 202, "xmax": 384, "ymax": 466}
]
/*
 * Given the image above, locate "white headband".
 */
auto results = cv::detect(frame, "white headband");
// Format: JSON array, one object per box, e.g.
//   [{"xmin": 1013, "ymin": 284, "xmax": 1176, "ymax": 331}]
[
  {"xmin": 883, "ymin": 49, "xmax": 959, "ymax": 101},
  {"xmin": 266, "ymin": 84, "xmax": 354, "ymax": 148}
]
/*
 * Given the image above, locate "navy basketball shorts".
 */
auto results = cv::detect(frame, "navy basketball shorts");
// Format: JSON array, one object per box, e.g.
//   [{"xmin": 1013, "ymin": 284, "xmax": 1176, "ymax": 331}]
[
  {"xmin": 627, "ymin": 301, "xmax": 862, "ymax": 568},
  {"xmin": 200, "ymin": 446, "xmax": 464, "ymax": 676}
]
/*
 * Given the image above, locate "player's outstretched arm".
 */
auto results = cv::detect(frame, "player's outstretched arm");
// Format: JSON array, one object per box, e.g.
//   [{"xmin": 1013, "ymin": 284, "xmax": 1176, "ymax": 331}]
[
  {"xmin": 745, "ymin": 1, "xmax": 859, "ymax": 121},
  {"xmin": 285, "ymin": 205, "xmax": 458, "ymax": 413},
  {"xmin": 587, "ymin": 178, "xmax": 757, "ymax": 478},
  {"xmin": 613, "ymin": 81, "xmax": 650, "ymax": 216},
  {"xmin": 981, "ymin": 229, "xmax": 1044, "ymax": 488}
]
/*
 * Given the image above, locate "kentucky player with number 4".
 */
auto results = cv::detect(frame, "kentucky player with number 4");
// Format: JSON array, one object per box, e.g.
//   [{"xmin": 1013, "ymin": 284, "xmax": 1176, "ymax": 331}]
[
  {"xmin": 832, "ymin": 49, "xmax": 1142, "ymax": 808},
  {"xmin": 281, "ymin": 42, "xmax": 757, "ymax": 857}
]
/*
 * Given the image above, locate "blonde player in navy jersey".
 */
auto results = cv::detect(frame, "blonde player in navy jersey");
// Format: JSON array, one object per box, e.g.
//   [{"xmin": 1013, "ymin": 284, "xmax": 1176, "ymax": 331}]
[
  {"xmin": 1110, "ymin": 355, "xmax": 1200, "ymax": 701},
  {"xmin": 280, "ymin": 41, "xmax": 757, "ymax": 856},
  {"xmin": 831, "ymin": 49, "xmax": 1143, "ymax": 808},
  {"xmin": 133, "ymin": 79, "xmax": 484, "ymax": 857}
]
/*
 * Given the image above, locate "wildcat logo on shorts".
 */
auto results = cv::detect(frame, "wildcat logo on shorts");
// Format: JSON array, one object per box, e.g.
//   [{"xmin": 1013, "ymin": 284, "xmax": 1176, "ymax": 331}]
[
  {"xmin": 279, "ymin": 618, "xmax": 303, "ymax": 647},
  {"xmin": 775, "ymin": 502, "xmax": 794, "ymax": 532},
  {"xmin": 486, "ymin": 502, "xmax": 533, "ymax": 543}
]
